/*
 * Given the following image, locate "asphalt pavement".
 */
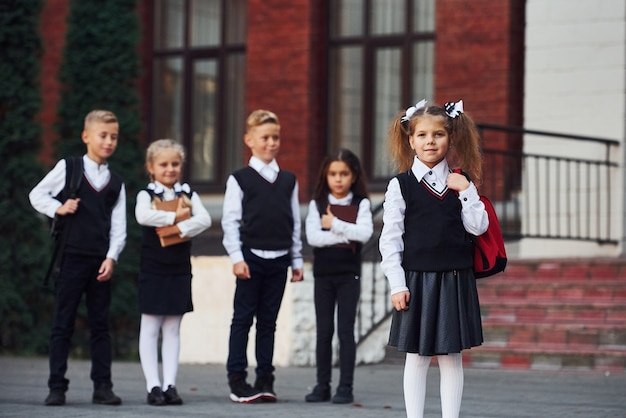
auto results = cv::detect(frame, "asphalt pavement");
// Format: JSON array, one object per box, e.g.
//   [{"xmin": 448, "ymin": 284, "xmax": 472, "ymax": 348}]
[{"xmin": 0, "ymin": 356, "xmax": 624, "ymax": 417}]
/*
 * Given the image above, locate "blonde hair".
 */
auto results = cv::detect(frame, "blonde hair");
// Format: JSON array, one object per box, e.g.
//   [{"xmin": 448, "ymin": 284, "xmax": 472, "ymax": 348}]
[
  {"xmin": 84, "ymin": 109, "xmax": 117, "ymax": 129},
  {"xmin": 145, "ymin": 139, "xmax": 186, "ymax": 166},
  {"xmin": 388, "ymin": 103, "xmax": 483, "ymax": 184},
  {"xmin": 246, "ymin": 109, "xmax": 279, "ymax": 132}
]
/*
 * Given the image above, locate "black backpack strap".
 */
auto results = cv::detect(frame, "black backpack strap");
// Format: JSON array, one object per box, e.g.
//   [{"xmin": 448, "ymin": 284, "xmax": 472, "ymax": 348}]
[
  {"xmin": 43, "ymin": 157, "xmax": 84, "ymax": 288},
  {"xmin": 66, "ymin": 156, "xmax": 83, "ymax": 198}
]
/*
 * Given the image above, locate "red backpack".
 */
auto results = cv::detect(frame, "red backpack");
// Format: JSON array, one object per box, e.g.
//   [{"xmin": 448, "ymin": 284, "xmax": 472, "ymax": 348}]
[
  {"xmin": 454, "ymin": 169, "xmax": 507, "ymax": 278},
  {"xmin": 472, "ymin": 194, "xmax": 507, "ymax": 278}
]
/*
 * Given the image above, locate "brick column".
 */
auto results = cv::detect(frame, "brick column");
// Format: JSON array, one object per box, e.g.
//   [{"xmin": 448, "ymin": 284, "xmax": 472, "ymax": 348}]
[{"xmin": 246, "ymin": 0, "xmax": 327, "ymax": 200}]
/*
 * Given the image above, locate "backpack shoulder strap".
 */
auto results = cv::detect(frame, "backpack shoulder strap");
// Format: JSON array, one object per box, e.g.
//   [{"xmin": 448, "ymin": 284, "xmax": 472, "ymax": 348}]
[{"xmin": 65, "ymin": 156, "xmax": 83, "ymax": 198}]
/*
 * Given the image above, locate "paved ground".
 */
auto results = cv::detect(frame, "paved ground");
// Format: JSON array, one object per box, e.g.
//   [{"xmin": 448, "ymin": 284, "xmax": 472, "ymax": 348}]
[{"xmin": 0, "ymin": 356, "xmax": 624, "ymax": 417}]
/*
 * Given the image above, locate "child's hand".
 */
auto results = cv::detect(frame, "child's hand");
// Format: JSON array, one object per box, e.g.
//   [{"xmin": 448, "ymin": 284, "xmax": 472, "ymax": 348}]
[
  {"xmin": 233, "ymin": 261, "xmax": 251, "ymax": 279},
  {"xmin": 156, "ymin": 225, "xmax": 181, "ymax": 237},
  {"xmin": 96, "ymin": 258, "xmax": 115, "ymax": 282},
  {"xmin": 321, "ymin": 205, "xmax": 334, "ymax": 230},
  {"xmin": 290, "ymin": 268, "xmax": 304, "ymax": 282},
  {"xmin": 56, "ymin": 198, "xmax": 81, "ymax": 215},
  {"xmin": 447, "ymin": 172, "xmax": 470, "ymax": 192},
  {"xmin": 175, "ymin": 198, "xmax": 191, "ymax": 223},
  {"xmin": 391, "ymin": 291, "xmax": 410, "ymax": 311}
]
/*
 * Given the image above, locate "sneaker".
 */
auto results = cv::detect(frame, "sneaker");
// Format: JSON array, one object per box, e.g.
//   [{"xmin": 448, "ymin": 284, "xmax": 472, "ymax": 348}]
[
  {"xmin": 163, "ymin": 385, "xmax": 183, "ymax": 405},
  {"xmin": 44, "ymin": 389, "xmax": 66, "ymax": 406},
  {"xmin": 229, "ymin": 375, "xmax": 262, "ymax": 403},
  {"xmin": 332, "ymin": 385, "xmax": 354, "ymax": 404},
  {"xmin": 147, "ymin": 386, "xmax": 166, "ymax": 406},
  {"xmin": 92, "ymin": 382, "xmax": 122, "ymax": 405},
  {"xmin": 254, "ymin": 373, "xmax": 277, "ymax": 402},
  {"xmin": 305, "ymin": 383, "xmax": 331, "ymax": 402}
]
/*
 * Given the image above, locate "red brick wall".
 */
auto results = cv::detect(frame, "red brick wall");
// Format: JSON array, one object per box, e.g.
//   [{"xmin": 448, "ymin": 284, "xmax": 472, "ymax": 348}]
[
  {"xmin": 435, "ymin": 0, "xmax": 525, "ymax": 197},
  {"xmin": 37, "ymin": 0, "xmax": 69, "ymax": 165},
  {"xmin": 435, "ymin": 0, "xmax": 523, "ymax": 125},
  {"xmin": 245, "ymin": 0, "xmax": 327, "ymax": 200}
]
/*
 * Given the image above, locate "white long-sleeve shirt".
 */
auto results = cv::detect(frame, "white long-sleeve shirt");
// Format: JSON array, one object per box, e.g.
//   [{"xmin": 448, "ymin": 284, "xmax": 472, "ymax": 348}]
[
  {"xmin": 221, "ymin": 156, "xmax": 303, "ymax": 270},
  {"xmin": 29, "ymin": 154, "xmax": 127, "ymax": 262},
  {"xmin": 305, "ymin": 192, "xmax": 373, "ymax": 248},
  {"xmin": 135, "ymin": 181, "xmax": 212, "ymax": 238},
  {"xmin": 379, "ymin": 157, "xmax": 489, "ymax": 295}
]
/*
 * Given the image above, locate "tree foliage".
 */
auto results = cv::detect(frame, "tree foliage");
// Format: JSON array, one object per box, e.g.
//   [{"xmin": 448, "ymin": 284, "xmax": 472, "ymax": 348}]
[
  {"xmin": 0, "ymin": 0, "xmax": 53, "ymax": 354},
  {"xmin": 53, "ymin": 0, "xmax": 145, "ymax": 359}
]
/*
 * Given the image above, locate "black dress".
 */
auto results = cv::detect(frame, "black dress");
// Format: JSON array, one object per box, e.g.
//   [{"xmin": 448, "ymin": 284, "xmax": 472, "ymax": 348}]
[{"xmin": 388, "ymin": 268, "xmax": 483, "ymax": 355}]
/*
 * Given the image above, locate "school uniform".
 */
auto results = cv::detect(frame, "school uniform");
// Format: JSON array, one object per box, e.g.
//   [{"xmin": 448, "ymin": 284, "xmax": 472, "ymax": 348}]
[
  {"xmin": 135, "ymin": 182, "xmax": 212, "ymax": 315},
  {"xmin": 379, "ymin": 157, "xmax": 488, "ymax": 356},
  {"xmin": 29, "ymin": 155, "xmax": 126, "ymax": 392},
  {"xmin": 221, "ymin": 156, "xmax": 303, "ymax": 380},
  {"xmin": 305, "ymin": 192, "xmax": 373, "ymax": 389}
]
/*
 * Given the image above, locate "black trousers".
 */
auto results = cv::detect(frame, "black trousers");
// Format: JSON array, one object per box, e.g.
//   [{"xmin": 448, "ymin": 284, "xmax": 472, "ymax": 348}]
[
  {"xmin": 313, "ymin": 273, "xmax": 361, "ymax": 387},
  {"xmin": 227, "ymin": 248, "xmax": 290, "ymax": 379},
  {"xmin": 48, "ymin": 253, "xmax": 113, "ymax": 391}
]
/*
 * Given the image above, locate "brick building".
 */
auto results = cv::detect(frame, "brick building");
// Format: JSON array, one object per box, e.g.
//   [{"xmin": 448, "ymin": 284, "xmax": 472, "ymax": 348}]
[{"xmin": 38, "ymin": 0, "xmax": 524, "ymax": 200}]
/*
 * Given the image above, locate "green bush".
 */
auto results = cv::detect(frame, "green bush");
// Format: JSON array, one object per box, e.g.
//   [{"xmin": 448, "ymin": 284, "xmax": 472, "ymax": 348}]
[
  {"xmin": 54, "ymin": 0, "xmax": 145, "ymax": 360},
  {"xmin": 0, "ymin": 0, "xmax": 54, "ymax": 355}
]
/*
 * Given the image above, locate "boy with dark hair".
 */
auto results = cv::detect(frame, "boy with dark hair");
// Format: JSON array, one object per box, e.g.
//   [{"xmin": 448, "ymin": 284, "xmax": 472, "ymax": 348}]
[
  {"xmin": 221, "ymin": 109, "xmax": 304, "ymax": 403},
  {"xmin": 29, "ymin": 109, "xmax": 126, "ymax": 406}
]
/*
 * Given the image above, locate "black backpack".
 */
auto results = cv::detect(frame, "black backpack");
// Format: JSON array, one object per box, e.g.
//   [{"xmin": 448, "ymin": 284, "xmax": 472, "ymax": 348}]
[{"xmin": 44, "ymin": 157, "xmax": 84, "ymax": 287}]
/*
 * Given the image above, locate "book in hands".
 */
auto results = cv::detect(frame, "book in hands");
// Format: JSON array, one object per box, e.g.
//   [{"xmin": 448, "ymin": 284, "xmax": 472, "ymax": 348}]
[
  {"xmin": 328, "ymin": 204, "xmax": 358, "ymax": 252},
  {"xmin": 152, "ymin": 198, "xmax": 191, "ymax": 247}
]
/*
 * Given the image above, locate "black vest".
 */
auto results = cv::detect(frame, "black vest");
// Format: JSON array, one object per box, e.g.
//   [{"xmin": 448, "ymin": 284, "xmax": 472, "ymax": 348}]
[
  {"xmin": 312, "ymin": 196, "xmax": 364, "ymax": 277},
  {"xmin": 233, "ymin": 167, "xmax": 296, "ymax": 250},
  {"xmin": 61, "ymin": 171, "xmax": 123, "ymax": 257},
  {"xmin": 140, "ymin": 189, "xmax": 193, "ymax": 276},
  {"xmin": 397, "ymin": 171, "xmax": 473, "ymax": 272}
]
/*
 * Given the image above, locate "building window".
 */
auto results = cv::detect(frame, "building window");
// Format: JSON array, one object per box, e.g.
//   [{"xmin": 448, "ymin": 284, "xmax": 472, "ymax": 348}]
[
  {"xmin": 152, "ymin": 0, "xmax": 246, "ymax": 190},
  {"xmin": 328, "ymin": 0, "xmax": 435, "ymax": 185}
]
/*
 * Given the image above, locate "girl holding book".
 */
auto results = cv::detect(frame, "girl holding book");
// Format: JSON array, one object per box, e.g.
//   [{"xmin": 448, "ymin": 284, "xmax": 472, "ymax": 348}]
[
  {"xmin": 135, "ymin": 139, "xmax": 212, "ymax": 406},
  {"xmin": 304, "ymin": 149, "xmax": 373, "ymax": 404}
]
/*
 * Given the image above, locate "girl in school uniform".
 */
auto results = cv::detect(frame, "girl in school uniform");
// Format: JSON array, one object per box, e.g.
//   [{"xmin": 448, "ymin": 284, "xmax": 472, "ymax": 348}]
[
  {"xmin": 379, "ymin": 100, "xmax": 488, "ymax": 418},
  {"xmin": 304, "ymin": 149, "xmax": 373, "ymax": 404},
  {"xmin": 135, "ymin": 139, "xmax": 212, "ymax": 406}
]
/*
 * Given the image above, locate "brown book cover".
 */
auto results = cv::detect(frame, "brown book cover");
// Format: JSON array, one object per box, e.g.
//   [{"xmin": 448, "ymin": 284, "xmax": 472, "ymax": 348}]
[
  {"xmin": 329, "ymin": 204, "xmax": 358, "ymax": 224},
  {"xmin": 153, "ymin": 198, "xmax": 191, "ymax": 247},
  {"xmin": 329, "ymin": 204, "xmax": 358, "ymax": 252}
]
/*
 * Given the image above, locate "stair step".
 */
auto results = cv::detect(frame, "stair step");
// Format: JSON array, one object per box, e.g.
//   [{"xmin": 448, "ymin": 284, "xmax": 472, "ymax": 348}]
[
  {"xmin": 479, "ymin": 297, "xmax": 626, "ymax": 324},
  {"xmin": 477, "ymin": 281, "xmax": 626, "ymax": 301},
  {"xmin": 464, "ymin": 343, "xmax": 626, "ymax": 371},
  {"xmin": 501, "ymin": 260, "xmax": 626, "ymax": 281}
]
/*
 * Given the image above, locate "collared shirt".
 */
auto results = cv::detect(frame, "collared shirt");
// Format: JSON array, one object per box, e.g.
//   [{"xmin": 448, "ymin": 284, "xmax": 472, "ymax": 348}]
[
  {"xmin": 379, "ymin": 156, "xmax": 488, "ymax": 294},
  {"xmin": 305, "ymin": 192, "xmax": 374, "ymax": 248},
  {"xmin": 221, "ymin": 156, "xmax": 303, "ymax": 270},
  {"xmin": 29, "ymin": 154, "xmax": 127, "ymax": 262},
  {"xmin": 135, "ymin": 181, "xmax": 212, "ymax": 238}
]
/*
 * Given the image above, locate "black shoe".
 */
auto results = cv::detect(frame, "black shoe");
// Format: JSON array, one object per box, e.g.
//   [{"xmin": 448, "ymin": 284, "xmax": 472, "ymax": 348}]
[
  {"xmin": 254, "ymin": 373, "xmax": 277, "ymax": 402},
  {"xmin": 147, "ymin": 386, "xmax": 166, "ymax": 406},
  {"xmin": 332, "ymin": 385, "xmax": 354, "ymax": 404},
  {"xmin": 44, "ymin": 389, "xmax": 66, "ymax": 406},
  {"xmin": 163, "ymin": 385, "xmax": 183, "ymax": 405},
  {"xmin": 228, "ymin": 375, "xmax": 263, "ymax": 403},
  {"xmin": 92, "ymin": 382, "xmax": 122, "ymax": 405},
  {"xmin": 305, "ymin": 383, "xmax": 331, "ymax": 402}
]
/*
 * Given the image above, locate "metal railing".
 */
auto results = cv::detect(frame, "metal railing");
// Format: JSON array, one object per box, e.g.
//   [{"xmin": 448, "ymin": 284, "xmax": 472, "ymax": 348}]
[{"xmin": 355, "ymin": 125, "xmax": 621, "ymax": 346}]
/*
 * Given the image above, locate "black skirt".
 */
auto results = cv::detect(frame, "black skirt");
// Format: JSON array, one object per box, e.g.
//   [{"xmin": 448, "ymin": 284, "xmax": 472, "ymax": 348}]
[
  {"xmin": 138, "ymin": 272, "xmax": 193, "ymax": 315},
  {"xmin": 388, "ymin": 268, "xmax": 483, "ymax": 355}
]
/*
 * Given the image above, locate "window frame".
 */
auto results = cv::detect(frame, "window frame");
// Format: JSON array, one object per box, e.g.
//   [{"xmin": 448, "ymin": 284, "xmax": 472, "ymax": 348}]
[{"xmin": 149, "ymin": 0, "xmax": 246, "ymax": 193}]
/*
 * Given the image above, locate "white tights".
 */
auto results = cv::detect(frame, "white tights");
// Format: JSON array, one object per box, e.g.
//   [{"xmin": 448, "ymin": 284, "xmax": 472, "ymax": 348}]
[
  {"xmin": 139, "ymin": 314, "xmax": 183, "ymax": 392},
  {"xmin": 403, "ymin": 353, "xmax": 464, "ymax": 418}
]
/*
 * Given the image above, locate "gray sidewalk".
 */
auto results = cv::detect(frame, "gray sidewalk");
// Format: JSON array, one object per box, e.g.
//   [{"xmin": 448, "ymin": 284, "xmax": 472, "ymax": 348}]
[{"xmin": 0, "ymin": 355, "xmax": 624, "ymax": 418}]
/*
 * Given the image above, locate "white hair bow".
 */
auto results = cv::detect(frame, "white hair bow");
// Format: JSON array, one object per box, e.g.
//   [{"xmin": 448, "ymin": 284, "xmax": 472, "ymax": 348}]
[
  {"xmin": 174, "ymin": 182, "xmax": 191, "ymax": 195},
  {"xmin": 400, "ymin": 99, "xmax": 428, "ymax": 123},
  {"xmin": 147, "ymin": 182, "xmax": 164, "ymax": 196},
  {"xmin": 444, "ymin": 100, "xmax": 464, "ymax": 118}
]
